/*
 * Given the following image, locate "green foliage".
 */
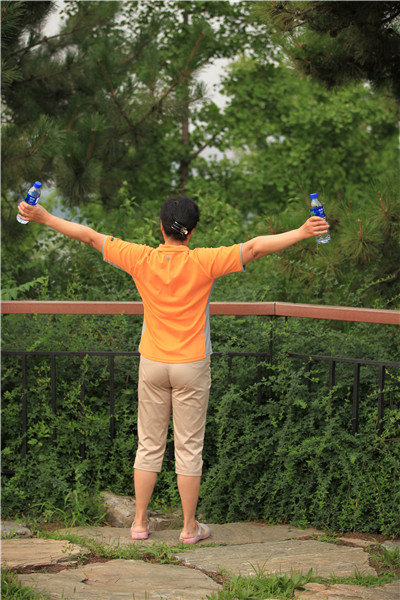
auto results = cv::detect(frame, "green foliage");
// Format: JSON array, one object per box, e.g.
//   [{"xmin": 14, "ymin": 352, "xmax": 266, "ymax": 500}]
[
  {"xmin": 1, "ymin": 0, "xmax": 263, "ymax": 204},
  {"xmin": 1, "ymin": 568, "xmax": 46, "ymax": 600},
  {"xmin": 207, "ymin": 565, "xmax": 314, "ymax": 600},
  {"xmin": 2, "ymin": 3, "xmax": 399, "ymax": 309},
  {"xmin": 371, "ymin": 546, "xmax": 400, "ymax": 570},
  {"xmin": 207, "ymin": 563, "xmax": 400, "ymax": 599},
  {"xmin": 1, "ymin": 276, "xmax": 48, "ymax": 301},
  {"xmin": 201, "ymin": 56, "xmax": 399, "ymax": 212},
  {"xmin": 1, "ymin": 0, "xmax": 399, "ymax": 542},
  {"xmin": 199, "ymin": 317, "xmax": 400, "ymax": 536},
  {"xmin": 2, "ymin": 309, "xmax": 399, "ymax": 535},
  {"xmin": 255, "ymin": 1, "xmax": 400, "ymax": 102},
  {"xmin": 3, "ymin": 181, "xmax": 399, "ymax": 308}
]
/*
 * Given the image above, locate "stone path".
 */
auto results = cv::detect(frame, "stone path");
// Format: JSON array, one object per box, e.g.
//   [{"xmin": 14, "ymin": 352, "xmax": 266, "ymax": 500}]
[{"xmin": 2, "ymin": 520, "xmax": 399, "ymax": 600}]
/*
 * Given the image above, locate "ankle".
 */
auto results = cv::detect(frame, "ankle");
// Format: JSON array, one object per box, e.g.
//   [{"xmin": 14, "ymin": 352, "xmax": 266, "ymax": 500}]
[
  {"xmin": 133, "ymin": 513, "xmax": 148, "ymax": 528},
  {"xmin": 181, "ymin": 519, "xmax": 198, "ymax": 537}
]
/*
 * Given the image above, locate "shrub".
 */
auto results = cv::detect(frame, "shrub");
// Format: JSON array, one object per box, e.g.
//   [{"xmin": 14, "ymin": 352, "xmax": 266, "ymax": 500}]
[{"xmin": 2, "ymin": 312, "xmax": 399, "ymax": 535}]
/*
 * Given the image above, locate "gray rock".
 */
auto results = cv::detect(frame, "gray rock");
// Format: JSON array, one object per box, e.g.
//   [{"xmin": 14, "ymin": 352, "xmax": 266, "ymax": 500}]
[
  {"xmin": 100, "ymin": 491, "xmax": 182, "ymax": 530},
  {"xmin": 382, "ymin": 540, "xmax": 400, "ymax": 552},
  {"xmin": 1, "ymin": 520, "xmax": 32, "ymax": 538},
  {"xmin": 18, "ymin": 559, "xmax": 221, "ymax": 600},
  {"xmin": 101, "ymin": 490, "xmax": 136, "ymax": 528},
  {"xmin": 148, "ymin": 508, "xmax": 183, "ymax": 531}
]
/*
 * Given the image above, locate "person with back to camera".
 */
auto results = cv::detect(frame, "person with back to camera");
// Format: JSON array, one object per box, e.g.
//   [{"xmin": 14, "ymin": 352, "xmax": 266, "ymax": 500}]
[{"xmin": 17, "ymin": 195, "xmax": 329, "ymax": 544}]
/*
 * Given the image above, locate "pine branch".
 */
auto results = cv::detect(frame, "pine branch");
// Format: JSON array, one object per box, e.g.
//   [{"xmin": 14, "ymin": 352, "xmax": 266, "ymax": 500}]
[
  {"xmin": 13, "ymin": 5, "xmax": 101, "ymax": 56},
  {"xmin": 27, "ymin": 53, "xmax": 88, "ymax": 83},
  {"xmin": 67, "ymin": 154, "xmax": 75, "ymax": 174},
  {"xmin": 183, "ymin": 31, "xmax": 205, "ymax": 76},
  {"xmin": 4, "ymin": 133, "xmax": 48, "ymax": 162},
  {"xmin": 98, "ymin": 59, "xmax": 136, "ymax": 132},
  {"xmin": 122, "ymin": 31, "xmax": 206, "ymax": 134},
  {"xmin": 356, "ymin": 219, "xmax": 363, "ymax": 240},
  {"xmin": 40, "ymin": 157, "xmax": 50, "ymax": 172},
  {"xmin": 268, "ymin": 2, "xmax": 327, "ymax": 34},
  {"xmin": 289, "ymin": 32, "xmax": 303, "ymax": 50},
  {"xmin": 67, "ymin": 106, "xmax": 80, "ymax": 130},
  {"xmin": 84, "ymin": 129, "xmax": 96, "ymax": 168},
  {"xmin": 98, "ymin": 58, "xmax": 116, "ymax": 95},
  {"xmin": 188, "ymin": 127, "xmax": 225, "ymax": 162},
  {"xmin": 119, "ymin": 27, "xmax": 158, "ymax": 66},
  {"xmin": 30, "ymin": 133, "xmax": 48, "ymax": 155}
]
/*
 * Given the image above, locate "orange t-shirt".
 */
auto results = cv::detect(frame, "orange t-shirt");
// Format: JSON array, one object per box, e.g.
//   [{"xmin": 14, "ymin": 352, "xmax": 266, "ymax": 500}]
[{"xmin": 103, "ymin": 237, "xmax": 244, "ymax": 363}]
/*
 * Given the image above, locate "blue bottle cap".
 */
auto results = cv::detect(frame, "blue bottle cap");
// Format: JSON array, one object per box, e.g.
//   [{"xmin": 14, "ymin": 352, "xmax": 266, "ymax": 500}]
[
  {"xmin": 310, "ymin": 193, "xmax": 318, "ymax": 199},
  {"xmin": 34, "ymin": 181, "xmax": 42, "ymax": 188}
]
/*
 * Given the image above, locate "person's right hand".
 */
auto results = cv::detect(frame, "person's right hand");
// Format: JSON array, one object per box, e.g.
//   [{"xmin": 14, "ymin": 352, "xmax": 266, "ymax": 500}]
[{"xmin": 299, "ymin": 216, "xmax": 330, "ymax": 239}]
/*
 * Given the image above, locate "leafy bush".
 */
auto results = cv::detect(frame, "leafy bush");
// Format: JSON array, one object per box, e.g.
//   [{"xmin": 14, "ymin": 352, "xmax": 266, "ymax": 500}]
[{"xmin": 2, "ymin": 311, "xmax": 399, "ymax": 535}]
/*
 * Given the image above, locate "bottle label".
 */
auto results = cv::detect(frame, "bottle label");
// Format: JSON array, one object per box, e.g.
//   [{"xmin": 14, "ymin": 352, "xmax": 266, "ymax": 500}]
[
  {"xmin": 24, "ymin": 193, "xmax": 39, "ymax": 206},
  {"xmin": 310, "ymin": 206, "xmax": 326, "ymax": 219}
]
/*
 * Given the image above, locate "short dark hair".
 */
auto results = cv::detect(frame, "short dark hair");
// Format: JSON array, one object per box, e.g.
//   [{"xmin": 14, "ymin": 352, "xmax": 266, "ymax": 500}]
[{"xmin": 160, "ymin": 196, "xmax": 200, "ymax": 241}]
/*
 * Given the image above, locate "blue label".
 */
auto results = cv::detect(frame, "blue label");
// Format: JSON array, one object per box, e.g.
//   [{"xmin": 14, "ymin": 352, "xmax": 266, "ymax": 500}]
[
  {"xmin": 24, "ymin": 193, "xmax": 38, "ymax": 206},
  {"xmin": 310, "ymin": 206, "xmax": 326, "ymax": 218}
]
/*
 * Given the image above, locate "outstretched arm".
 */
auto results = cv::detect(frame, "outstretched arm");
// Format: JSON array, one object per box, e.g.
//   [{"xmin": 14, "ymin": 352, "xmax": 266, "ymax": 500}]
[
  {"xmin": 242, "ymin": 216, "xmax": 329, "ymax": 265},
  {"xmin": 17, "ymin": 202, "xmax": 106, "ymax": 253}
]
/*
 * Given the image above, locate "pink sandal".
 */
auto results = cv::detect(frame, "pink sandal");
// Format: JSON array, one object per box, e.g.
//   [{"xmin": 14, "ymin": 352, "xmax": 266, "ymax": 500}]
[
  {"xmin": 180, "ymin": 522, "xmax": 210, "ymax": 545},
  {"xmin": 130, "ymin": 522, "xmax": 150, "ymax": 540}
]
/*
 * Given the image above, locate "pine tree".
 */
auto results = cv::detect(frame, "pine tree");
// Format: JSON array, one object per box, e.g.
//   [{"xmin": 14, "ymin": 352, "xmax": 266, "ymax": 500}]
[
  {"xmin": 256, "ymin": 1, "xmax": 400, "ymax": 102},
  {"xmin": 1, "ymin": 0, "xmax": 266, "ymax": 292}
]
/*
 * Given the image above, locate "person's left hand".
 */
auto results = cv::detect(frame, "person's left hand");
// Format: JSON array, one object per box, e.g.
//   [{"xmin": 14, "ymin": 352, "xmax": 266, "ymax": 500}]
[{"xmin": 300, "ymin": 216, "xmax": 330, "ymax": 239}]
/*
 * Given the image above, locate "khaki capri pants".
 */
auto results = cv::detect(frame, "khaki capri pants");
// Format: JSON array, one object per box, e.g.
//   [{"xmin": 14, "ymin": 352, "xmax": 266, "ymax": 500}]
[{"xmin": 134, "ymin": 355, "xmax": 211, "ymax": 477}]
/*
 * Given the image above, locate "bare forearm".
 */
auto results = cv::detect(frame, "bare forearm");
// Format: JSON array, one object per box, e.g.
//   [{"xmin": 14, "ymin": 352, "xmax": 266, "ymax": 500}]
[
  {"xmin": 249, "ymin": 229, "xmax": 303, "ymax": 260},
  {"xmin": 242, "ymin": 216, "xmax": 329, "ymax": 265},
  {"xmin": 17, "ymin": 201, "xmax": 106, "ymax": 252},
  {"xmin": 45, "ymin": 214, "xmax": 98, "ymax": 245}
]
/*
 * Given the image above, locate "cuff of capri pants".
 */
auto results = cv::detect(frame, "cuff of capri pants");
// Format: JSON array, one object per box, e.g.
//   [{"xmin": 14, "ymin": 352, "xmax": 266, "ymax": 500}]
[
  {"xmin": 133, "ymin": 459, "xmax": 163, "ymax": 473},
  {"xmin": 175, "ymin": 462, "xmax": 203, "ymax": 477}
]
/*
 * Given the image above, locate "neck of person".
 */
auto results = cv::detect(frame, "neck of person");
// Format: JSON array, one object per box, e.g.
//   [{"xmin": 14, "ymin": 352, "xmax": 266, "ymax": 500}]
[{"xmin": 162, "ymin": 231, "xmax": 193, "ymax": 247}]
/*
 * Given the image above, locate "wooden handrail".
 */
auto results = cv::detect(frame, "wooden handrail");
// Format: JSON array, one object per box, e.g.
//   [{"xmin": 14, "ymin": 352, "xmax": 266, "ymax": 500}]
[{"xmin": 1, "ymin": 301, "xmax": 399, "ymax": 325}]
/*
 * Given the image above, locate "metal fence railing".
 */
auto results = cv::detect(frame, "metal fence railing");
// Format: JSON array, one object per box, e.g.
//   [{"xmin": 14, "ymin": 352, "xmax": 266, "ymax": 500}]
[{"xmin": 2, "ymin": 301, "xmax": 399, "ymax": 470}]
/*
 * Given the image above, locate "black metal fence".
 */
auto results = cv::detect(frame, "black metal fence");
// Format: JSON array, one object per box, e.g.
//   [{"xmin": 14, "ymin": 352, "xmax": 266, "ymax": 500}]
[
  {"xmin": 2, "ymin": 346, "xmax": 399, "ymax": 471},
  {"xmin": 2, "ymin": 301, "xmax": 399, "ymax": 476},
  {"xmin": 288, "ymin": 353, "xmax": 398, "ymax": 435}
]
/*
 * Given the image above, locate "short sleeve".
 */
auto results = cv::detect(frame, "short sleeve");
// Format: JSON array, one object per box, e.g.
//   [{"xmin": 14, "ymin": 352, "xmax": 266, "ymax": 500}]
[
  {"xmin": 193, "ymin": 244, "xmax": 244, "ymax": 279},
  {"xmin": 103, "ymin": 236, "xmax": 150, "ymax": 276}
]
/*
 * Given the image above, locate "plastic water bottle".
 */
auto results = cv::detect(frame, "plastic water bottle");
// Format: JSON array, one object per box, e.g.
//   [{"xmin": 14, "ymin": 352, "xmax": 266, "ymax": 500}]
[
  {"xmin": 17, "ymin": 181, "xmax": 42, "ymax": 224},
  {"xmin": 310, "ymin": 192, "xmax": 330, "ymax": 244}
]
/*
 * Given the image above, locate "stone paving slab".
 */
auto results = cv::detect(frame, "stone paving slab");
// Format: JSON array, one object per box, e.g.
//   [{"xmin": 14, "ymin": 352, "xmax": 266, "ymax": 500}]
[
  {"xmin": 18, "ymin": 559, "xmax": 221, "ymax": 600},
  {"xmin": 175, "ymin": 539, "xmax": 376, "ymax": 578},
  {"xmin": 1, "ymin": 538, "xmax": 89, "ymax": 570},
  {"xmin": 295, "ymin": 580, "xmax": 400, "ymax": 599},
  {"xmin": 60, "ymin": 522, "xmax": 323, "ymax": 548},
  {"xmin": 4, "ymin": 523, "xmax": 399, "ymax": 600},
  {"xmin": 337, "ymin": 537, "xmax": 372, "ymax": 549}
]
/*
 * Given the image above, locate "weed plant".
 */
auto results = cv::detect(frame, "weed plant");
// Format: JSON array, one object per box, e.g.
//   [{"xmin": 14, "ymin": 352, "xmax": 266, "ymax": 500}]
[
  {"xmin": 1, "ymin": 568, "xmax": 49, "ymax": 600},
  {"xmin": 370, "ymin": 546, "xmax": 400, "ymax": 572}
]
